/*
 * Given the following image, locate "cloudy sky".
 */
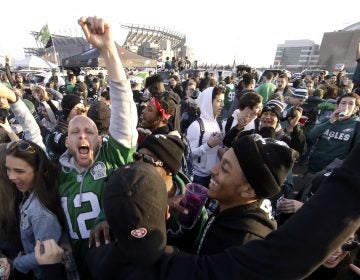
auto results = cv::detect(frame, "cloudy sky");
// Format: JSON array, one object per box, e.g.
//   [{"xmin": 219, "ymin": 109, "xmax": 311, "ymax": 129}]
[{"xmin": 1, "ymin": 0, "xmax": 359, "ymax": 67}]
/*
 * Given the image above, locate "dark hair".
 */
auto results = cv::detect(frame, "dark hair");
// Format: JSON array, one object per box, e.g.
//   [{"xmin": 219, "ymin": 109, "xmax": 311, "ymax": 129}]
[
  {"xmin": 337, "ymin": 92, "xmax": 360, "ymax": 106},
  {"xmin": 68, "ymin": 73, "xmax": 76, "ymax": 81},
  {"xmin": 6, "ymin": 140, "xmax": 66, "ymax": 229},
  {"xmin": 324, "ymin": 86, "xmax": 338, "ymax": 100},
  {"xmin": 169, "ymin": 75, "xmax": 180, "ymax": 82},
  {"xmin": 212, "ymin": 86, "xmax": 225, "ymax": 101},
  {"xmin": 157, "ymin": 95, "xmax": 176, "ymax": 118},
  {"xmin": 145, "ymin": 74, "xmax": 163, "ymax": 88},
  {"xmin": 0, "ymin": 144, "xmax": 21, "ymax": 245},
  {"xmin": 101, "ymin": 90, "xmax": 110, "ymax": 101},
  {"xmin": 238, "ymin": 91, "xmax": 262, "ymax": 110},
  {"xmin": 148, "ymin": 82, "xmax": 165, "ymax": 98},
  {"xmin": 266, "ymin": 71, "xmax": 274, "ymax": 80},
  {"xmin": 242, "ymin": 73, "xmax": 255, "ymax": 87},
  {"xmin": 278, "ymin": 73, "xmax": 289, "ymax": 81}
]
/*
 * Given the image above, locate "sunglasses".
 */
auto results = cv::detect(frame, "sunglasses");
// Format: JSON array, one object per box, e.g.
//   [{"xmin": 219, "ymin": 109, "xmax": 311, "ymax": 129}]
[
  {"xmin": 341, "ymin": 239, "xmax": 360, "ymax": 251},
  {"xmin": 133, "ymin": 152, "xmax": 163, "ymax": 167},
  {"xmin": 7, "ymin": 140, "xmax": 35, "ymax": 153}
]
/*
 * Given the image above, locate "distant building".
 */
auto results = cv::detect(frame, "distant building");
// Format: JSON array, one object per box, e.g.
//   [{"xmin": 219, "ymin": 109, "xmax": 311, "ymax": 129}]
[
  {"xmin": 43, "ymin": 35, "xmax": 90, "ymax": 66},
  {"xmin": 29, "ymin": 31, "xmax": 90, "ymax": 67},
  {"xmin": 28, "ymin": 23, "xmax": 191, "ymax": 68},
  {"xmin": 273, "ymin": 40, "xmax": 320, "ymax": 72},
  {"xmin": 318, "ymin": 22, "xmax": 360, "ymax": 72},
  {"xmin": 120, "ymin": 23, "xmax": 191, "ymax": 63}
]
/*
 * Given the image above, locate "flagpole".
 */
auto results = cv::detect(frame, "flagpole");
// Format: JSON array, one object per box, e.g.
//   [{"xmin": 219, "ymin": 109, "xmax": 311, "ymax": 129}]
[
  {"xmin": 52, "ymin": 35, "xmax": 59, "ymax": 67},
  {"xmin": 46, "ymin": 24, "xmax": 58, "ymax": 67}
]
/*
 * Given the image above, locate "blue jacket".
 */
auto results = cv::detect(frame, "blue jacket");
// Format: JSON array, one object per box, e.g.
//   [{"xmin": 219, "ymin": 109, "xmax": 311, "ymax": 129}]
[{"xmin": 13, "ymin": 192, "xmax": 62, "ymax": 278}]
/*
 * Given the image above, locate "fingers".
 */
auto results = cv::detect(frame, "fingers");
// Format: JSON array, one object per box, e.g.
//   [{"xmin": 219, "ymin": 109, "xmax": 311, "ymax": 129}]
[
  {"xmin": 34, "ymin": 240, "xmax": 41, "ymax": 256},
  {"xmin": 90, "ymin": 221, "xmax": 110, "ymax": 247},
  {"xmin": 278, "ymin": 199, "xmax": 303, "ymax": 213},
  {"xmin": 350, "ymin": 263, "xmax": 360, "ymax": 275},
  {"xmin": 44, "ymin": 239, "xmax": 63, "ymax": 254},
  {"xmin": 78, "ymin": 16, "xmax": 108, "ymax": 35},
  {"xmin": 168, "ymin": 195, "xmax": 188, "ymax": 214},
  {"xmin": 102, "ymin": 222, "xmax": 111, "ymax": 245},
  {"xmin": 0, "ymin": 258, "xmax": 10, "ymax": 280},
  {"xmin": 93, "ymin": 226, "xmax": 101, "ymax": 247}
]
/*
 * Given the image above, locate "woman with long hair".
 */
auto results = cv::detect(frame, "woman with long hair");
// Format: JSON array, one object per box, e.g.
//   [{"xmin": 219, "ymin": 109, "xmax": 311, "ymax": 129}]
[{"xmin": 5, "ymin": 140, "xmax": 66, "ymax": 279}]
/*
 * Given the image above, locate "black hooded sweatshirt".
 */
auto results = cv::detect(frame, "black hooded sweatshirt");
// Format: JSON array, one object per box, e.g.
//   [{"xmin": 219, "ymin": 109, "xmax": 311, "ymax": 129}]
[{"xmin": 197, "ymin": 200, "xmax": 276, "ymax": 255}]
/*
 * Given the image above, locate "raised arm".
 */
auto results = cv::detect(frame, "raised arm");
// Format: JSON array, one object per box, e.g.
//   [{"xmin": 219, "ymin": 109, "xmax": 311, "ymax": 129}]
[
  {"xmin": 0, "ymin": 83, "xmax": 45, "ymax": 150},
  {"xmin": 78, "ymin": 17, "xmax": 138, "ymax": 148}
]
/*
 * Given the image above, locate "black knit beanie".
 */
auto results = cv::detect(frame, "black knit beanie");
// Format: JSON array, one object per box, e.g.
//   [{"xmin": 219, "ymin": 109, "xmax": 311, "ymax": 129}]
[
  {"xmin": 87, "ymin": 101, "xmax": 110, "ymax": 134},
  {"xmin": 137, "ymin": 134, "xmax": 184, "ymax": 174},
  {"xmin": 232, "ymin": 134, "xmax": 297, "ymax": 198}
]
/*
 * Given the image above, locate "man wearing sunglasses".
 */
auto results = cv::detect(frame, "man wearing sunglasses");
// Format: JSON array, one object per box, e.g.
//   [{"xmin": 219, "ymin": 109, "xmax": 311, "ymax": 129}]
[
  {"xmin": 136, "ymin": 133, "xmax": 208, "ymax": 254},
  {"xmin": 91, "ymin": 132, "xmax": 207, "ymax": 254}
]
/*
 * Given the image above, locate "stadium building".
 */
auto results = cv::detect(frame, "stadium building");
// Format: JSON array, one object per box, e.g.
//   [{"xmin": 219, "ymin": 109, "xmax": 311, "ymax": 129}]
[{"xmin": 318, "ymin": 22, "xmax": 360, "ymax": 72}]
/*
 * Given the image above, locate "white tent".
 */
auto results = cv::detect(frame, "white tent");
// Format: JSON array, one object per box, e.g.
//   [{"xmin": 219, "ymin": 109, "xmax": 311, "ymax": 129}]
[{"xmin": 13, "ymin": 56, "xmax": 58, "ymax": 70}]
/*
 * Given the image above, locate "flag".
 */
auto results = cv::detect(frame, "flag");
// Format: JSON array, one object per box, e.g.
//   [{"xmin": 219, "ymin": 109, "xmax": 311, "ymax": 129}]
[{"xmin": 36, "ymin": 23, "xmax": 51, "ymax": 44}]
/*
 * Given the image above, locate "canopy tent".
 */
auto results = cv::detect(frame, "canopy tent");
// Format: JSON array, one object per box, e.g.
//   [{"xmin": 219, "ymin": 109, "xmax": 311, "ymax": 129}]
[
  {"xmin": 13, "ymin": 55, "xmax": 58, "ymax": 70},
  {"xmin": 62, "ymin": 45, "xmax": 157, "ymax": 68}
]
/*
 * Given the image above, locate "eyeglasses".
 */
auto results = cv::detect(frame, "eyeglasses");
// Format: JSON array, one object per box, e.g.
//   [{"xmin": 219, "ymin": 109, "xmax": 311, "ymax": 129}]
[
  {"xmin": 341, "ymin": 239, "xmax": 360, "ymax": 252},
  {"xmin": 7, "ymin": 140, "xmax": 35, "ymax": 153},
  {"xmin": 133, "ymin": 152, "xmax": 163, "ymax": 167}
]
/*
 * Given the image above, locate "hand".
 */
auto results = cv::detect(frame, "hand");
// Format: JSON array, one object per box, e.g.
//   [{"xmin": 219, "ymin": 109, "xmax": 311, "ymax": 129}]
[
  {"xmin": 89, "ymin": 220, "xmax": 111, "ymax": 248},
  {"xmin": 0, "ymin": 257, "xmax": 11, "ymax": 280},
  {"xmin": 350, "ymin": 263, "xmax": 360, "ymax": 275},
  {"xmin": 237, "ymin": 108, "xmax": 255, "ymax": 129},
  {"xmin": 207, "ymin": 132, "xmax": 223, "ymax": 148},
  {"xmin": 330, "ymin": 108, "xmax": 349, "ymax": 123},
  {"xmin": 41, "ymin": 86, "xmax": 50, "ymax": 101},
  {"xmin": 277, "ymin": 198, "xmax": 303, "ymax": 214},
  {"xmin": 0, "ymin": 117, "xmax": 12, "ymax": 133},
  {"xmin": 288, "ymin": 107, "xmax": 302, "ymax": 128},
  {"xmin": 78, "ymin": 17, "xmax": 115, "ymax": 52},
  {"xmin": 0, "ymin": 83, "xmax": 17, "ymax": 103},
  {"xmin": 168, "ymin": 194, "xmax": 188, "ymax": 215},
  {"xmin": 35, "ymin": 240, "xmax": 64, "ymax": 265}
]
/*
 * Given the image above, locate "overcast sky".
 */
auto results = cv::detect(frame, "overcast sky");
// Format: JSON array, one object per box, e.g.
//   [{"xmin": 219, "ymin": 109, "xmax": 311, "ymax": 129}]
[{"xmin": 1, "ymin": 0, "xmax": 359, "ymax": 67}]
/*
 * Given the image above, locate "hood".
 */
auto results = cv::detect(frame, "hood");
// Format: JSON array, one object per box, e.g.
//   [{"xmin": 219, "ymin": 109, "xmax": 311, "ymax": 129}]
[
  {"xmin": 216, "ymin": 200, "xmax": 277, "ymax": 238},
  {"xmin": 41, "ymin": 101, "xmax": 57, "ymax": 124},
  {"xmin": 59, "ymin": 150, "xmax": 81, "ymax": 172},
  {"xmin": 198, "ymin": 87, "xmax": 216, "ymax": 121}
]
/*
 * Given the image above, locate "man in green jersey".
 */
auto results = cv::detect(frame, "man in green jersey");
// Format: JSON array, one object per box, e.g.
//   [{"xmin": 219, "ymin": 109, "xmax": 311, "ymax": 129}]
[{"xmin": 57, "ymin": 16, "xmax": 138, "ymax": 278}]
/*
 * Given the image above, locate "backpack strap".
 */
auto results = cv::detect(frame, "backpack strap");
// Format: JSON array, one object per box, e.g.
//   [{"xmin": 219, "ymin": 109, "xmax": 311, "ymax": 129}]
[{"xmin": 197, "ymin": 117, "xmax": 205, "ymax": 163}]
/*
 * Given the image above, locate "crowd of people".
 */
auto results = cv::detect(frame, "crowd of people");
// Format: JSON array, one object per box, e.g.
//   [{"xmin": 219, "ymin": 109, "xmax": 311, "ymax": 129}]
[{"xmin": 0, "ymin": 16, "xmax": 360, "ymax": 280}]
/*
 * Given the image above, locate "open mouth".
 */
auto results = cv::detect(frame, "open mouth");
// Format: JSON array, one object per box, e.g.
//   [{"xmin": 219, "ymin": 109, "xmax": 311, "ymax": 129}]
[
  {"xmin": 209, "ymin": 178, "xmax": 219, "ymax": 190},
  {"xmin": 78, "ymin": 144, "xmax": 90, "ymax": 155}
]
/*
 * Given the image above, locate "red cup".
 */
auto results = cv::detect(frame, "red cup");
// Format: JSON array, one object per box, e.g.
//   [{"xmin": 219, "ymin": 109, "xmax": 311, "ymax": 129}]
[{"xmin": 299, "ymin": 115, "xmax": 308, "ymax": 126}]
